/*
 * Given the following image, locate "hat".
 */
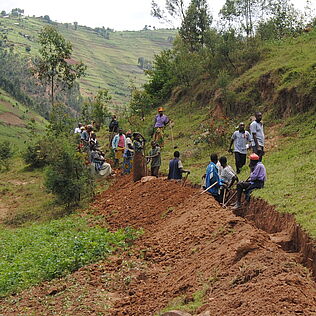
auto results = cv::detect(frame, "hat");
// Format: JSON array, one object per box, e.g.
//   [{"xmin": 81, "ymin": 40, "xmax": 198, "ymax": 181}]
[
  {"xmin": 249, "ymin": 153, "xmax": 260, "ymax": 161},
  {"xmin": 80, "ymin": 126, "xmax": 85, "ymax": 130},
  {"xmin": 158, "ymin": 107, "xmax": 164, "ymax": 112}
]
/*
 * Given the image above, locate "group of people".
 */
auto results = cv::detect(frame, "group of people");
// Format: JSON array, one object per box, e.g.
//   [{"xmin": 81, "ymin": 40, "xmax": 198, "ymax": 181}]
[
  {"xmin": 74, "ymin": 123, "xmax": 112, "ymax": 177},
  {"xmin": 204, "ymin": 111, "xmax": 266, "ymax": 208},
  {"xmin": 155, "ymin": 110, "xmax": 266, "ymax": 209},
  {"xmin": 76, "ymin": 108, "xmax": 267, "ymax": 208}
]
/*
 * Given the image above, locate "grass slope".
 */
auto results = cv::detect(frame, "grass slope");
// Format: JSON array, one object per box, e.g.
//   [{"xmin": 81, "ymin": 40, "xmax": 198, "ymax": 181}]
[
  {"xmin": 0, "ymin": 16, "xmax": 176, "ymax": 107},
  {"xmin": 0, "ymin": 88, "xmax": 46, "ymax": 147}
]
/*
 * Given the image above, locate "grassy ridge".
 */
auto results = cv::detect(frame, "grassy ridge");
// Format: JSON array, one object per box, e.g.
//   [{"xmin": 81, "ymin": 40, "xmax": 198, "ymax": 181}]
[{"xmin": 1, "ymin": 16, "xmax": 176, "ymax": 107}]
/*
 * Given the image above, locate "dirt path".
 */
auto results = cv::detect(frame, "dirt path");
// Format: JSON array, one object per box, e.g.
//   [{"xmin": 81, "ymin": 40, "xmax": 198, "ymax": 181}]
[{"xmin": 1, "ymin": 176, "xmax": 315, "ymax": 315}]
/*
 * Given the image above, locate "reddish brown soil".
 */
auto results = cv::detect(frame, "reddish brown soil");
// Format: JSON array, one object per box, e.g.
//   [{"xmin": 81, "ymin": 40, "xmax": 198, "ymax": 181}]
[{"xmin": 1, "ymin": 176, "xmax": 316, "ymax": 315}]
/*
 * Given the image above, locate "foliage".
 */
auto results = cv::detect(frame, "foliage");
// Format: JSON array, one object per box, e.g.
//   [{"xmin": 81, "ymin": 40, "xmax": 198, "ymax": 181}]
[
  {"xmin": 179, "ymin": 0, "xmax": 212, "ymax": 51},
  {"xmin": 33, "ymin": 26, "xmax": 86, "ymax": 105},
  {"xmin": 81, "ymin": 89, "xmax": 112, "ymax": 130},
  {"xmin": 44, "ymin": 140, "xmax": 94, "ymax": 206},
  {"xmin": 0, "ymin": 216, "xmax": 139, "ymax": 297},
  {"xmin": 48, "ymin": 103, "xmax": 75, "ymax": 136},
  {"xmin": 144, "ymin": 49, "xmax": 176, "ymax": 105},
  {"xmin": 22, "ymin": 136, "xmax": 60, "ymax": 168},
  {"xmin": 0, "ymin": 140, "xmax": 14, "ymax": 170},
  {"xmin": 130, "ymin": 87, "xmax": 153, "ymax": 119}
]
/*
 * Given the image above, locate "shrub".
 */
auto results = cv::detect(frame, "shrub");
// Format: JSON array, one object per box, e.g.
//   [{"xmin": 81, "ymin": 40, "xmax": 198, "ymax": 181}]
[
  {"xmin": 0, "ymin": 140, "xmax": 14, "ymax": 170},
  {"xmin": 22, "ymin": 136, "xmax": 59, "ymax": 168},
  {"xmin": 45, "ymin": 140, "xmax": 94, "ymax": 206}
]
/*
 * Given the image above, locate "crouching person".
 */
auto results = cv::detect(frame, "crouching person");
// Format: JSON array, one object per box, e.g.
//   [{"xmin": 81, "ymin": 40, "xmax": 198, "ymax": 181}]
[
  {"xmin": 233, "ymin": 153, "xmax": 266, "ymax": 209},
  {"xmin": 91, "ymin": 146, "xmax": 112, "ymax": 177}
]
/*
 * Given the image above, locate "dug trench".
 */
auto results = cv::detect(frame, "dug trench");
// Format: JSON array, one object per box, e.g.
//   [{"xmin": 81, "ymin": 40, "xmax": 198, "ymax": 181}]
[{"xmin": 1, "ymin": 175, "xmax": 316, "ymax": 315}]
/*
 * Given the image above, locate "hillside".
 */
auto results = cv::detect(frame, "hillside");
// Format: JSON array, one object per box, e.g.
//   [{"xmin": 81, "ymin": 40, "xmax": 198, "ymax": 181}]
[
  {"xmin": 0, "ymin": 88, "xmax": 46, "ymax": 147},
  {"xmin": 0, "ymin": 15, "xmax": 176, "ymax": 108},
  {"xmin": 124, "ymin": 29, "xmax": 316, "ymax": 238}
]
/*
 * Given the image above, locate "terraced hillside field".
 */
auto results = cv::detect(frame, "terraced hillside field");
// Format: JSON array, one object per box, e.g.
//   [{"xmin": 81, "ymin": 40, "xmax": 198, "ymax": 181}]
[{"xmin": 0, "ymin": 16, "xmax": 176, "ymax": 108}]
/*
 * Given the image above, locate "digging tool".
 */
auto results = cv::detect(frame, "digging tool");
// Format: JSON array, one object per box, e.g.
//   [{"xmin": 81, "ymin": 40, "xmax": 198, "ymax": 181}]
[
  {"xmin": 169, "ymin": 124, "xmax": 178, "ymax": 149},
  {"xmin": 200, "ymin": 181, "xmax": 218, "ymax": 195},
  {"xmin": 182, "ymin": 172, "xmax": 189, "ymax": 187},
  {"xmin": 223, "ymin": 191, "xmax": 237, "ymax": 208},
  {"xmin": 221, "ymin": 187, "xmax": 227, "ymax": 207}
]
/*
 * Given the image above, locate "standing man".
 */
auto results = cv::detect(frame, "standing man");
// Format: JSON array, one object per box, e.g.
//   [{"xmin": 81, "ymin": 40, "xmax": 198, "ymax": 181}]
[
  {"xmin": 204, "ymin": 153, "xmax": 220, "ymax": 202},
  {"xmin": 228, "ymin": 122, "xmax": 251, "ymax": 173},
  {"xmin": 250, "ymin": 112, "xmax": 265, "ymax": 161},
  {"xmin": 109, "ymin": 115, "xmax": 119, "ymax": 147},
  {"xmin": 168, "ymin": 151, "xmax": 190, "ymax": 180},
  {"xmin": 153, "ymin": 107, "xmax": 169, "ymax": 147},
  {"xmin": 112, "ymin": 129, "xmax": 126, "ymax": 168},
  {"xmin": 233, "ymin": 153, "xmax": 266, "ymax": 209},
  {"xmin": 146, "ymin": 141, "xmax": 161, "ymax": 177}
]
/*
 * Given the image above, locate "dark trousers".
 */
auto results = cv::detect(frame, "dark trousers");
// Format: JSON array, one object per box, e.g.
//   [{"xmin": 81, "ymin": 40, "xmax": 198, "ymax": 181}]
[
  {"xmin": 234, "ymin": 152, "xmax": 246, "ymax": 173},
  {"xmin": 151, "ymin": 166, "xmax": 160, "ymax": 177},
  {"xmin": 236, "ymin": 180, "xmax": 264, "ymax": 203},
  {"xmin": 252, "ymin": 146, "xmax": 264, "ymax": 161}
]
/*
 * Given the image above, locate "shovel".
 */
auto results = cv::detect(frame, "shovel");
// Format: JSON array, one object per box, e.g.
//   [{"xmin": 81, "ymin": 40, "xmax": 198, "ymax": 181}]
[{"xmin": 200, "ymin": 181, "xmax": 218, "ymax": 195}]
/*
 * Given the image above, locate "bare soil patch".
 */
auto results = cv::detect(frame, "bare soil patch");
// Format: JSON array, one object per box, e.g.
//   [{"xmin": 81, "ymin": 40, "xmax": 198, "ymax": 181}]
[
  {"xmin": 0, "ymin": 176, "xmax": 315, "ymax": 315},
  {"xmin": 0, "ymin": 112, "xmax": 25, "ymax": 127}
]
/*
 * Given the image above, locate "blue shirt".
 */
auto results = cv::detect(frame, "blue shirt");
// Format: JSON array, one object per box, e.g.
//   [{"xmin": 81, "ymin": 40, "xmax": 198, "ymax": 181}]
[{"xmin": 205, "ymin": 162, "xmax": 220, "ymax": 195}]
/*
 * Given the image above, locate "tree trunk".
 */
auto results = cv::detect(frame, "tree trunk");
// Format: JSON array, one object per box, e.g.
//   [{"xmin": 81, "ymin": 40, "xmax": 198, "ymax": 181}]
[{"xmin": 51, "ymin": 76, "xmax": 54, "ymax": 106}]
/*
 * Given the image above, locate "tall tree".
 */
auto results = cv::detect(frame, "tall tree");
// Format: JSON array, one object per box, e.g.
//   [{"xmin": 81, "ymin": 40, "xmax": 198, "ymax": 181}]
[
  {"xmin": 34, "ymin": 26, "xmax": 86, "ymax": 106},
  {"xmin": 151, "ymin": 0, "xmax": 186, "ymax": 25},
  {"xmin": 179, "ymin": 0, "xmax": 212, "ymax": 51},
  {"xmin": 220, "ymin": 0, "xmax": 267, "ymax": 37}
]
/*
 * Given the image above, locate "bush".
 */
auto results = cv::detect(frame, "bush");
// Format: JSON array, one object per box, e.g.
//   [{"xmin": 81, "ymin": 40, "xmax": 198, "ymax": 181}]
[
  {"xmin": 45, "ymin": 140, "xmax": 94, "ymax": 206},
  {"xmin": 0, "ymin": 140, "xmax": 14, "ymax": 170},
  {"xmin": 22, "ymin": 136, "xmax": 59, "ymax": 168}
]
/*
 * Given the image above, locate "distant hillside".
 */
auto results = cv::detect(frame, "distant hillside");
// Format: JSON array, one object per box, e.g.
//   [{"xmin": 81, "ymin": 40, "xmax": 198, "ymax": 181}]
[
  {"xmin": 0, "ymin": 88, "xmax": 46, "ymax": 147},
  {"xmin": 0, "ymin": 15, "xmax": 176, "ymax": 109}
]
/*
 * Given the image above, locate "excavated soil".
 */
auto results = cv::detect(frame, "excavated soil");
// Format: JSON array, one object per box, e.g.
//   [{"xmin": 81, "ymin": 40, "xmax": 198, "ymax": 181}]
[{"xmin": 1, "ymin": 176, "xmax": 316, "ymax": 316}]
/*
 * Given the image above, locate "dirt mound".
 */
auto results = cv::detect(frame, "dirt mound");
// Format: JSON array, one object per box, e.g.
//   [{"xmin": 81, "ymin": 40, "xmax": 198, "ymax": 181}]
[
  {"xmin": 92, "ymin": 175, "xmax": 196, "ymax": 231},
  {"xmin": 1, "ymin": 177, "xmax": 316, "ymax": 315}
]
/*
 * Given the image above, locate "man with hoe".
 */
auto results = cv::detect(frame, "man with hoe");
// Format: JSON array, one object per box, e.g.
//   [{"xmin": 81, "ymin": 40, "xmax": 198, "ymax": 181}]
[
  {"xmin": 228, "ymin": 122, "xmax": 251, "ymax": 173},
  {"xmin": 146, "ymin": 141, "xmax": 161, "ymax": 177},
  {"xmin": 153, "ymin": 107, "xmax": 169, "ymax": 147},
  {"xmin": 168, "ymin": 151, "xmax": 190, "ymax": 181},
  {"xmin": 233, "ymin": 153, "xmax": 266, "ymax": 209}
]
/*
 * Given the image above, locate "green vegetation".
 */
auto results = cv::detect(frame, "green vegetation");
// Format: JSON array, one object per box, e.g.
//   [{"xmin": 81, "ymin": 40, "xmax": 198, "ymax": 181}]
[
  {"xmin": 0, "ymin": 140, "xmax": 14, "ymax": 170},
  {"xmin": 0, "ymin": 216, "xmax": 138, "ymax": 297},
  {"xmin": 0, "ymin": 88, "xmax": 46, "ymax": 147},
  {"xmin": 158, "ymin": 287, "xmax": 207, "ymax": 315},
  {"xmin": 0, "ymin": 15, "xmax": 176, "ymax": 108},
  {"xmin": 254, "ymin": 112, "xmax": 316, "ymax": 237},
  {"xmin": 35, "ymin": 26, "xmax": 86, "ymax": 106}
]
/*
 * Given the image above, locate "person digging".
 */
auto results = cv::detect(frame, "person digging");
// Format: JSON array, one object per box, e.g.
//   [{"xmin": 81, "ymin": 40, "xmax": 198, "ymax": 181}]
[
  {"xmin": 146, "ymin": 141, "xmax": 161, "ymax": 177},
  {"xmin": 232, "ymin": 153, "xmax": 266, "ymax": 209}
]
